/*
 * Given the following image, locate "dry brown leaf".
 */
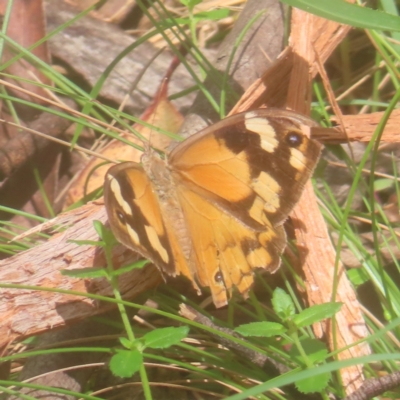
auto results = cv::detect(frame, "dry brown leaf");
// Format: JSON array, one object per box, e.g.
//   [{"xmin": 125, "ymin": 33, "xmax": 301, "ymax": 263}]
[{"xmin": 64, "ymin": 78, "xmax": 184, "ymax": 207}]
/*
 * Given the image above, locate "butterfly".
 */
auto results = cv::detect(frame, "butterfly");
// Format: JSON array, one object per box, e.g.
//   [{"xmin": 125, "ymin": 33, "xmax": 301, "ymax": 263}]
[{"xmin": 103, "ymin": 108, "xmax": 322, "ymax": 308}]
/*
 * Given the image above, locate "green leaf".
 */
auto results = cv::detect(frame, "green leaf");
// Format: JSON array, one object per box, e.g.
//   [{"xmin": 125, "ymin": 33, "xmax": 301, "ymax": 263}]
[
  {"xmin": 93, "ymin": 220, "xmax": 105, "ymax": 238},
  {"xmin": 194, "ymin": 9, "xmax": 230, "ymax": 21},
  {"xmin": 119, "ymin": 337, "xmax": 132, "ymax": 350},
  {"xmin": 169, "ymin": 17, "xmax": 190, "ymax": 25},
  {"xmin": 109, "ymin": 349, "xmax": 143, "ymax": 378},
  {"xmin": 61, "ymin": 267, "xmax": 109, "ymax": 279},
  {"xmin": 111, "ymin": 259, "xmax": 150, "ymax": 276},
  {"xmin": 235, "ymin": 321, "xmax": 286, "ymax": 337},
  {"xmin": 295, "ymin": 371, "xmax": 331, "ymax": 394},
  {"xmin": 280, "ymin": 0, "xmax": 400, "ymax": 31},
  {"xmin": 347, "ymin": 268, "xmax": 369, "ymax": 286},
  {"xmin": 374, "ymin": 178, "xmax": 394, "ymax": 191},
  {"xmin": 272, "ymin": 288, "xmax": 296, "ymax": 321},
  {"xmin": 165, "ymin": 10, "xmax": 229, "ymax": 26},
  {"xmin": 93, "ymin": 220, "xmax": 118, "ymax": 247},
  {"xmin": 143, "ymin": 326, "xmax": 189, "ymax": 349},
  {"xmin": 180, "ymin": 0, "xmax": 201, "ymax": 7},
  {"xmin": 292, "ymin": 302, "xmax": 342, "ymax": 329},
  {"xmin": 289, "ymin": 338, "xmax": 328, "ymax": 364}
]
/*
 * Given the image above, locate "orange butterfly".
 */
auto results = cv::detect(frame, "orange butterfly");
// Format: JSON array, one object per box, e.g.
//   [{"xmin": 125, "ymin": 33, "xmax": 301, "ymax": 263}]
[{"xmin": 104, "ymin": 109, "xmax": 321, "ymax": 307}]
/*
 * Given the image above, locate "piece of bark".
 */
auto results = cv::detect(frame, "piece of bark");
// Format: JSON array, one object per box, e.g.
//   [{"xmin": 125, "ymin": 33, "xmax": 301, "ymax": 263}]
[
  {"xmin": 333, "ymin": 229, "xmax": 400, "ymax": 270},
  {"xmin": 0, "ymin": 0, "xmax": 70, "ymax": 228},
  {"xmin": 45, "ymin": 0, "xmax": 195, "ymax": 115},
  {"xmin": 322, "ymin": 140, "xmax": 400, "ymax": 213},
  {"xmin": 292, "ymin": 181, "xmax": 370, "ymax": 392},
  {"xmin": 287, "ymin": 6, "xmax": 369, "ymax": 394},
  {"xmin": 343, "ymin": 371, "xmax": 400, "ymax": 400},
  {"xmin": 0, "ymin": 202, "xmax": 162, "ymax": 350},
  {"xmin": 330, "ymin": 110, "xmax": 400, "ymax": 143}
]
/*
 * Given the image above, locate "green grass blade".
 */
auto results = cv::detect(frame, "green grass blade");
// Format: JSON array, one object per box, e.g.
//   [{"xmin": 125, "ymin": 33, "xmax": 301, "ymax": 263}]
[{"xmin": 280, "ymin": 0, "xmax": 400, "ymax": 31}]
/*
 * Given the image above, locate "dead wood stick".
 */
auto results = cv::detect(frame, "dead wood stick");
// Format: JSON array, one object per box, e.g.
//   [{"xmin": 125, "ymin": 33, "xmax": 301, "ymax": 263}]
[
  {"xmin": 45, "ymin": 0, "xmax": 194, "ymax": 115},
  {"xmin": 0, "ymin": 202, "xmax": 162, "ymax": 350}
]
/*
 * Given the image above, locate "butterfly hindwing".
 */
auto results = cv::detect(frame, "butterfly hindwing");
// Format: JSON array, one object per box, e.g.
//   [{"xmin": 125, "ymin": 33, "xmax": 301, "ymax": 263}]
[{"xmin": 176, "ymin": 185, "xmax": 286, "ymax": 307}]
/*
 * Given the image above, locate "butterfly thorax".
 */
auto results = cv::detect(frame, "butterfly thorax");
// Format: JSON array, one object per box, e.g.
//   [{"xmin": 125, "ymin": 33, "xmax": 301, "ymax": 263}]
[{"xmin": 141, "ymin": 150, "xmax": 194, "ymax": 264}]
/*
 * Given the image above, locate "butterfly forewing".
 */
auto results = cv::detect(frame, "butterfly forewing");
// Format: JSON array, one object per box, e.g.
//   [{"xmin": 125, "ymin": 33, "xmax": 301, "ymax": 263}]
[{"xmin": 169, "ymin": 109, "xmax": 321, "ymax": 228}]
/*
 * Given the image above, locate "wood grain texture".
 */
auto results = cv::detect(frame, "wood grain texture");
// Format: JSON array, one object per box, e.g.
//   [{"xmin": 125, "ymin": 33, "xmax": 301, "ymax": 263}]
[
  {"xmin": 288, "ymin": 5, "xmax": 369, "ymax": 395},
  {"xmin": 0, "ymin": 203, "xmax": 161, "ymax": 349},
  {"xmin": 45, "ymin": 0, "xmax": 195, "ymax": 115}
]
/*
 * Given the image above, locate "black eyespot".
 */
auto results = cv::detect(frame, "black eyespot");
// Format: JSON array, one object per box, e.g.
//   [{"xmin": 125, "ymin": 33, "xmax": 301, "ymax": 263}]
[
  {"xmin": 117, "ymin": 211, "xmax": 126, "ymax": 223},
  {"xmin": 286, "ymin": 131, "xmax": 303, "ymax": 147},
  {"xmin": 214, "ymin": 271, "xmax": 224, "ymax": 284}
]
